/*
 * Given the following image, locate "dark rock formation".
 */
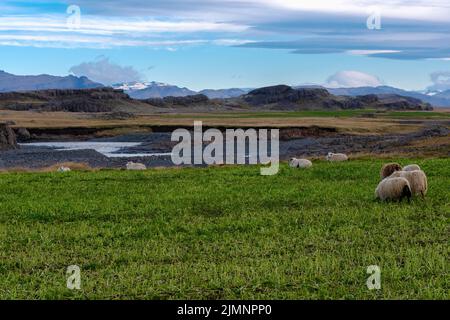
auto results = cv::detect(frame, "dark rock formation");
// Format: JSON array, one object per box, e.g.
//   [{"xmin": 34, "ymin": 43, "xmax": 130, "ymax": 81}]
[
  {"xmin": 0, "ymin": 88, "xmax": 132, "ymax": 112},
  {"xmin": 241, "ymin": 85, "xmax": 433, "ymax": 110},
  {"xmin": 144, "ymin": 94, "xmax": 209, "ymax": 107},
  {"xmin": 0, "ymin": 123, "xmax": 18, "ymax": 150}
]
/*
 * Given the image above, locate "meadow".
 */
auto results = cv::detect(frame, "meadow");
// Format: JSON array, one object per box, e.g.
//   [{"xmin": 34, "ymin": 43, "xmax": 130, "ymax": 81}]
[{"xmin": 0, "ymin": 159, "xmax": 448, "ymax": 299}]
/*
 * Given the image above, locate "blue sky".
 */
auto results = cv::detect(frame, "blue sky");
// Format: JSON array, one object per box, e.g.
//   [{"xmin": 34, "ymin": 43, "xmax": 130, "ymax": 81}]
[{"xmin": 0, "ymin": 0, "xmax": 450, "ymax": 91}]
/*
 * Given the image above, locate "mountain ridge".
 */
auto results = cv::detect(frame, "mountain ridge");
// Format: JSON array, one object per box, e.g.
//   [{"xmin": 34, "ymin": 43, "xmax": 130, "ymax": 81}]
[{"xmin": 0, "ymin": 70, "xmax": 103, "ymax": 92}]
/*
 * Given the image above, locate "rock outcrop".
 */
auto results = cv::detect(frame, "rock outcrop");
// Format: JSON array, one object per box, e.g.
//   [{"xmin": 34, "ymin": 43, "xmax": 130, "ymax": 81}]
[
  {"xmin": 144, "ymin": 94, "xmax": 209, "ymax": 107},
  {"xmin": 0, "ymin": 123, "xmax": 18, "ymax": 150},
  {"xmin": 0, "ymin": 88, "xmax": 131, "ymax": 112},
  {"xmin": 241, "ymin": 85, "xmax": 433, "ymax": 110}
]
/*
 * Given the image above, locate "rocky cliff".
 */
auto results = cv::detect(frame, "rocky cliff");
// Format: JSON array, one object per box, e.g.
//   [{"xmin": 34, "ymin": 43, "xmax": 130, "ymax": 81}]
[{"xmin": 0, "ymin": 88, "xmax": 132, "ymax": 112}]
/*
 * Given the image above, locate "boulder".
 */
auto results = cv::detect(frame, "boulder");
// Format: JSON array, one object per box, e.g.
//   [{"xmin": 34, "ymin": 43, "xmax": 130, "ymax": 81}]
[{"xmin": 0, "ymin": 123, "xmax": 18, "ymax": 150}]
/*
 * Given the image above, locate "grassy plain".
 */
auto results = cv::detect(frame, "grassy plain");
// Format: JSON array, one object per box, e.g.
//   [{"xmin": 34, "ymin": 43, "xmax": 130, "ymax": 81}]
[{"xmin": 0, "ymin": 159, "xmax": 448, "ymax": 299}]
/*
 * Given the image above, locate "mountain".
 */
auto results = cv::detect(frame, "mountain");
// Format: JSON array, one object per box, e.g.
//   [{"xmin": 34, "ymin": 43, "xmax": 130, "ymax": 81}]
[
  {"xmin": 114, "ymin": 81, "xmax": 251, "ymax": 99},
  {"xmin": 323, "ymin": 85, "xmax": 450, "ymax": 107},
  {"xmin": 114, "ymin": 81, "xmax": 197, "ymax": 99},
  {"xmin": 199, "ymin": 88, "xmax": 250, "ymax": 99},
  {"xmin": 0, "ymin": 70, "xmax": 103, "ymax": 92}
]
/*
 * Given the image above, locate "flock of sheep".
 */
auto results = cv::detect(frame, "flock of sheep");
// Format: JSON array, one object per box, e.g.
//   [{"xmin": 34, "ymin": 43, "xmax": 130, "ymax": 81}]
[
  {"xmin": 375, "ymin": 163, "xmax": 428, "ymax": 202},
  {"xmin": 289, "ymin": 152, "xmax": 348, "ymax": 168},
  {"xmin": 60, "ymin": 153, "xmax": 428, "ymax": 202},
  {"xmin": 289, "ymin": 153, "xmax": 428, "ymax": 202}
]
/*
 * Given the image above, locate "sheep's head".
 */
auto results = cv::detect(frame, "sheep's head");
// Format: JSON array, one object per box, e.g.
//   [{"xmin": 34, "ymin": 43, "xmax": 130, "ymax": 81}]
[
  {"xmin": 381, "ymin": 163, "xmax": 403, "ymax": 179},
  {"xmin": 326, "ymin": 152, "xmax": 334, "ymax": 160}
]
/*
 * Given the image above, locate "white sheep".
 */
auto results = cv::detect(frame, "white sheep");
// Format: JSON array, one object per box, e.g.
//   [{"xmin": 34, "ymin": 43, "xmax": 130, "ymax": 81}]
[
  {"xmin": 57, "ymin": 166, "xmax": 71, "ymax": 172},
  {"xmin": 326, "ymin": 152, "xmax": 348, "ymax": 162},
  {"xmin": 375, "ymin": 177, "xmax": 412, "ymax": 201},
  {"xmin": 389, "ymin": 170, "xmax": 428, "ymax": 197},
  {"xmin": 289, "ymin": 158, "xmax": 312, "ymax": 168},
  {"xmin": 289, "ymin": 158, "xmax": 300, "ymax": 168},
  {"xmin": 126, "ymin": 162, "xmax": 147, "ymax": 170},
  {"xmin": 403, "ymin": 164, "xmax": 421, "ymax": 172},
  {"xmin": 297, "ymin": 159, "xmax": 312, "ymax": 168}
]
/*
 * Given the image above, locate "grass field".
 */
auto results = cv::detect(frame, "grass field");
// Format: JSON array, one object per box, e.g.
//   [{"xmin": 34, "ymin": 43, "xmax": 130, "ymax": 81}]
[{"xmin": 0, "ymin": 159, "xmax": 449, "ymax": 299}]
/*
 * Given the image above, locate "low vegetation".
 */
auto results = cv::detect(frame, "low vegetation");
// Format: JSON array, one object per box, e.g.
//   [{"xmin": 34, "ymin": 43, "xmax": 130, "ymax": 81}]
[{"xmin": 0, "ymin": 159, "xmax": 448, "ymax": 299}]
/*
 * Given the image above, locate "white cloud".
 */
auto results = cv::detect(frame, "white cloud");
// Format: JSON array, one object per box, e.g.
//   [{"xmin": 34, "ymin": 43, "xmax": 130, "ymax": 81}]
[
  {"xmin": 69, "ymin": 57, "xmax": 143, "ymax": 85},
  {"xmin": 346, "ymin": 50, "xmax": 401, "ymax": 56},
  {"xmin": 325, "ymin": 70, "xmax": 383, "ymax": 88},
  {"xmin": 427, "ymin": 71, "xmax": 450, "ymax": 91},
  {"xmin": 0, "ymin": 15, "xmax": 249, "ymax": 34}
]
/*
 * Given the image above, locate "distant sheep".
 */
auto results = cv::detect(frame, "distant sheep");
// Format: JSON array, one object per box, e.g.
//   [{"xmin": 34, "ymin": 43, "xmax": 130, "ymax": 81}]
[
  {"xmin": 326, "ymin": 152, "xmax": 348, "ymax": 162},
  {"xmin": 297, "ymin": 159, "xmax": 312, "ymax": 168},
  {"xmin": 403, "ymin": 164, "xmax": 421, "ymax": 172},
  {"xmin": 289, "ymin": 158, "xmax": 300, "ymax": 168},
  {"xmin": 375, "ymin": 177, "xmax": 412, "ymax": 201},
  {"xmin": 289, "ymin": 158, "xmax": 312, "ymax": 168},
  {"xmin": 389, "ymin": 170, "xmax": 428, "ymax": 197},
  {"xmin": 380, "ymin": 163, "xmax": 402, "ymax": 180},
  {"xmin": 57, "ymin": 166, "xmax": 71, "ymax": 172},
  {"xmin": 126, "ymin": 162, "xmax": 147, "ymax": 170}
]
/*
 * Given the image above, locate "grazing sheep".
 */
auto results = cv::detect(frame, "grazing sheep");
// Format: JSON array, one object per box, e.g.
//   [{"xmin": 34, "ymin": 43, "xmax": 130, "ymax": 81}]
[
  {"xmin": 289, "ymin": 158, "xmax": 300, "ymax": 168},
  {"xmin": 389, "ymin": 170, "xmax": 428, "ymax": 197},
  {"xmin": 126, "ymin": 162, "xmax": 147, "ymax": 170},
  {"xmin": 297, "ymin": 159, "xmax": 312, "ymax": 168},
  {"xmin": 403, "ymin": 164, "xmax": 421, "ymax": 172},
  {"xmin": 375, "ymin": 177, "xmax": 412, "ymax": 201},
  {"xmin": 57, "ymin": 166, "xmax": 71, "ymax": 172},
  {"xmin": 380, "ymin": 162, "xmax": 402, "ymax": 180},
  {"xmin": 289, "ymin": 158, "xmax": 312, "ymax": 168},
  {"xmin": 325, "ymin": 152, "xmax": 348, "ymax": 162}
]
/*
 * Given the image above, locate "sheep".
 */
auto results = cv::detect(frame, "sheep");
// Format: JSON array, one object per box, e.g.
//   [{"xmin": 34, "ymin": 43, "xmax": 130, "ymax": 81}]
[
  {"xmin": 289, "ymin": 158, "xmax": 312, "ymax": 168},
  {"xmin": 297, "ymin": 159, "xmax": 312, "ymax": 168},
  {"xmin": 289, "ymin": 158, "xmax": 300, "ymax": 168},
  {"xmin": 325, "ymin": 152, "xmax": 348, "ymax": 162},
  {"xmin": 57, "ymin": 166, "xmax": 71, "ymax": 172},
  {"xmin": 389, "ymin": 170, "xmax": 428, "ymax": 198},
  {"xmin": 403, "ymin": 164, "xmax": 421, "ymax": 172},
  {"xmin": 126, "ymin": 162, "xmax": 147, "ymax": 170},
  {"xmin": 380, "ymin": 162, "xmax": 402, "ymax": 180},
  {"xmin": 375, "ymin": 177, "xmax": 412, "ymax": 201}
]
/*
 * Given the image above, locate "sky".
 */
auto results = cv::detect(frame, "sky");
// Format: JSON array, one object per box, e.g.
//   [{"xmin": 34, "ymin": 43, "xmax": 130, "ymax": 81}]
[{"xmin": 0, "ymin": 0, "xmax": 450, "ymax": 91}]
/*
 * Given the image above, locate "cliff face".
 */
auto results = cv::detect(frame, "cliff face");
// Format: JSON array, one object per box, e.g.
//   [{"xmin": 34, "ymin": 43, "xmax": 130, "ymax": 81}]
[
  {"xmin": 0, "ymin": 123, "xmax": 18, "ymax": 150},
  {"xmin": 0, "ymin": 88, "xmax": 131, "ymax": 113}
]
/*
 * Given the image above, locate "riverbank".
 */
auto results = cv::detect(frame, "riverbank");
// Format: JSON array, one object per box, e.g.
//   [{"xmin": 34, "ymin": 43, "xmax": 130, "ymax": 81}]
[{"xmin": 1, "ymin": 124, "xmax": 448, "ymax": 170}]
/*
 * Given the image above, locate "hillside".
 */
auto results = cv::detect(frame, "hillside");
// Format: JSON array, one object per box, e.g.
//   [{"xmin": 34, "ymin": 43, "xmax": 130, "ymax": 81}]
[{"xmin": 0, "ymin": 85, "xmax": 433, "ymax": 113}]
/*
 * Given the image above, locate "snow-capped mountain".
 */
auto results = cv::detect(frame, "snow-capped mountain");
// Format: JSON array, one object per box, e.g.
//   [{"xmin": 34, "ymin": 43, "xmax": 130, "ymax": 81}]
[
  {"xmin": 113, "ymin": 81, "xmax": 197, "ymax": 99},
  {"xmin": 114, "ymin": 81, "xmax": 251, "ymax": 99}
]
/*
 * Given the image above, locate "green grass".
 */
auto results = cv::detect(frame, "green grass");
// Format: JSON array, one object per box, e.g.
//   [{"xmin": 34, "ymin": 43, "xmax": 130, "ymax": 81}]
[{"xmin": 0, "ymin": 159, "xmax": 449, "ymax": 299}]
